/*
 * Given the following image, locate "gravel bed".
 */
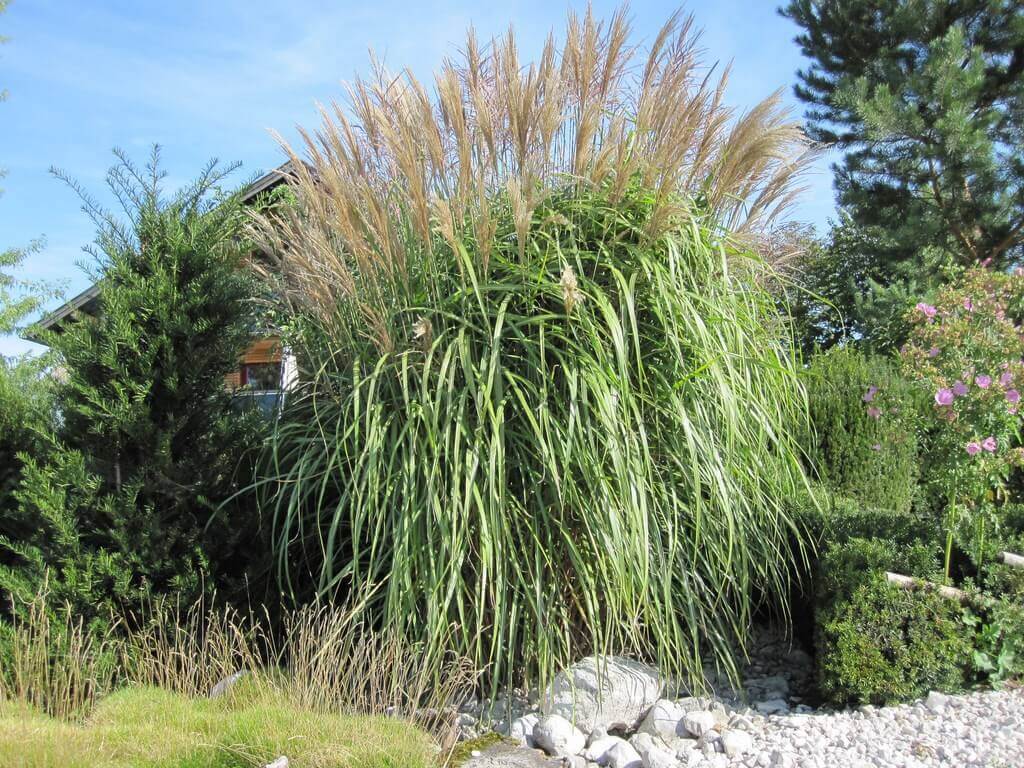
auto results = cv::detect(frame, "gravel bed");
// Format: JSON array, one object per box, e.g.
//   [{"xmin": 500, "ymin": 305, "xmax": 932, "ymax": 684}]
[
  {"xmin": 459, "ymin": 627, "xmax": 1024, "ymax": 768},
  {"xmin": 732, "ymin": 688, "xmax": 1024, "ymax": 768}
]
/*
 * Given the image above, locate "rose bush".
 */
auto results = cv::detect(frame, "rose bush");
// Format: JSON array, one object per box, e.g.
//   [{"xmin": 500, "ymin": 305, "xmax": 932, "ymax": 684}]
[{"xmin": 900, "ymin": 268, "xmax": 1024, "ymax": 577}]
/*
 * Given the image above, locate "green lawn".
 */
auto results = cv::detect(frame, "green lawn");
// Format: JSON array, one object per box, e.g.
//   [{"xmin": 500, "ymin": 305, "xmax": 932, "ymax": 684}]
[{"xmin": 0, "ymin": 686, "xmax": 437, "ymax": 768}]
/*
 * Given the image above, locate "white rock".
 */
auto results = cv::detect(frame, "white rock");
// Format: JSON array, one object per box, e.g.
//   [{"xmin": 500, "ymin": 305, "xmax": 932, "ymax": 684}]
[
  {"xmin": 696, "ymin": 730, "xmax": 720, "ymax": 753},
  {"xmin": 627, "ymin": 732, "xmax": 657, "ymax": 752},
  {"xmin": 769, "ymin": 749, "xmax": 794, "ymax": 768},
  {"xmin": 533, "ymin": 714, "xmax": 587, "ymax": 757},
  {"xmin": 510, "ymin": 713, "xmax": 540, "ymax": 747},
  {"xmin": 632, "ymin": 735, "xmax": 676, "ymax": 768},
  {"xmin": 925, "ymin": 690, "xmax": 949, "ymax": 713},
  {"xmin": 542, "ymin": 656, "xmax": 662, "ymax": 734},
  {"xmin": 719, "ymin": 729, "xmax": 753, "ymax": 757},
  {"xmin": 675, "ymin": 696, "xmax": 711, "ymax": 713},
  {"xmin": 682, "ymin": 710, "xmax": 717, "ymax": 738},
  {"xmin": 637, "ymin": 698, "xmax": 689, "ymax": 745},
  {"xmin": 210, "ymin": 670, "xmax": 248, "ymax": 698},
  {"xmin": 564, "ymin": 757, "xmax": 588, "ymax": 768},
  {"xmin": 674, "ymin": 738, "xmax": 698, "ymax": 759},
  {"xmin": 582, "ymin": 734, "xmax": 627, "ymax": 763},
  {"xmin": 728, "ymin": 713, "xmax": 754, "ymax": 731},
  {"xmin": 604, "ymin": 740, "xmax": 643, "ymax": 768},
  {"xmin": 263, "ymin": 759, "xmax": 288, "ymax": 768},
  {"xmin": 709, "ymin": 702, "xmax": 730, "ymax": 729}
]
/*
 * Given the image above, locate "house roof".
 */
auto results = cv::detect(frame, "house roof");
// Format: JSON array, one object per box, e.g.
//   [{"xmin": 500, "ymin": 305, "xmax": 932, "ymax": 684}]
[{"xmin": 29, "ymin": 161, "xmax": 296, "ymax": 339}]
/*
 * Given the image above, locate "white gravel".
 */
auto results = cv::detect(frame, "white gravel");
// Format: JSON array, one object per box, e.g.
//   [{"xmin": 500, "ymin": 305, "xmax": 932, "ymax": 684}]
[
  {"xmin": 731, "ymin": 688, "xmax": 1024, "ymax": 768},
  {"xmin": 460, "ymin": 626, "xmax": 1024, "ymax": 768}
]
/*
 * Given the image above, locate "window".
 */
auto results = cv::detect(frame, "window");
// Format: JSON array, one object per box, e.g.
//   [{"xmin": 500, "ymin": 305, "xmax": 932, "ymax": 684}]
[{"xmin": 242, "ymin": 362, "xmax": 281, "ymax": 391}]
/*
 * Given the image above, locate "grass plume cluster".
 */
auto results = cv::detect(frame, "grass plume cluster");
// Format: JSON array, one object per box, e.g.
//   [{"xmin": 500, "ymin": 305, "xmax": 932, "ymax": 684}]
[
  {"xmin": 253, "ymin": 7, "xmax": 814, "ymax": 350},
  {"xmin": 249, "ymin": 6, "xmax": 814, "ymax": 692}
]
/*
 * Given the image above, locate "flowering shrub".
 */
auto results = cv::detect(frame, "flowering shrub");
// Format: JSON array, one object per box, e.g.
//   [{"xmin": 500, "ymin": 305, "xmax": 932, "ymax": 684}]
[{"xmin": 900, "ymin": 268, "xmax": 1024, "ymax": 575}]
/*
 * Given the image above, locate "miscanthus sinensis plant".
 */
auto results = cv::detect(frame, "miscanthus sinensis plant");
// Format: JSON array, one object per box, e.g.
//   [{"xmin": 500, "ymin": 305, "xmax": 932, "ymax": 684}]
[{"xmin": 250, "ymin": 7, "xmax": 815, "ymax": 690}]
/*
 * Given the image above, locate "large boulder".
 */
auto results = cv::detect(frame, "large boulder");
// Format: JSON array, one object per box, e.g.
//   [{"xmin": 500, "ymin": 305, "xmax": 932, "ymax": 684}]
[{"xmin": 541, "ymin": 656, "xmax": 662, "ymax": 734}]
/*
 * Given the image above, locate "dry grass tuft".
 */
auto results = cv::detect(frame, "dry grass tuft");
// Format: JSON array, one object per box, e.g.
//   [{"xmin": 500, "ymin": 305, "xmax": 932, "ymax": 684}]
[{"xmin": 0, "ymin": 592, "xmax": 120, "ymax": 721}]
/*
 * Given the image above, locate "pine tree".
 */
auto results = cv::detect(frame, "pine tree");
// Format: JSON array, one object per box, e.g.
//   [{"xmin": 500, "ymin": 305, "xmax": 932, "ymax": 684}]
[
  {"xmin": 781, "ymin": 0, "xmax": 1024, "ymax": 349},
  {"xmin": 1, "ymin": 149, "xmax": 266, "ymax": 623}
]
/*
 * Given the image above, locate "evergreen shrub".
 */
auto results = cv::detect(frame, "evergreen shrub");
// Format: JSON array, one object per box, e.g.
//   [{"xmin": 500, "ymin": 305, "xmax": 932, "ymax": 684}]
[
  {"xmin": 805, "ymin": 347, "xmax": 920, "ymax": 513},
  {"xmin": 818, "ymin": 578, "xmax": 971, "ymax": 705},
  {"xmin": 0, "ymin": 149, "xmax": 268, "ymax": 627}
]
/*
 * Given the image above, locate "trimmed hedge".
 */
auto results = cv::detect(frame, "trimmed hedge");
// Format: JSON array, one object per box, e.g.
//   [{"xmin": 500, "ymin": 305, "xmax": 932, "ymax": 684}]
[{"xmin": 818, "ymin": 578, "xmax": 971, "ymax": 705}]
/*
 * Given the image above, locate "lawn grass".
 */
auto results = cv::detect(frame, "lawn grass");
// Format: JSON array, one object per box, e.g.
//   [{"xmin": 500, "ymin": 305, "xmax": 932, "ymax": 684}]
[{"xmin": 0, "ymin": 685, "xmax": 437, "ymax": 768}]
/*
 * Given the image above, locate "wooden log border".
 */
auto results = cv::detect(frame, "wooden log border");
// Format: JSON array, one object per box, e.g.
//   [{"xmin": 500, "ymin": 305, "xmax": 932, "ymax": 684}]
[
  {"xmin": 885, "ymin": 572, "xmax": 968, "ymax": 602},
  {"xmin": 1000, "ymin": 551, "xmax": 1024, "ymax": 569}
]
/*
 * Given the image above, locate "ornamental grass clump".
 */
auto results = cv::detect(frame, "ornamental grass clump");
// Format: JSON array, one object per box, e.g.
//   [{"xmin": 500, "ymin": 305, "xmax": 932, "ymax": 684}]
[
  {"xmin": 250, "ymin": 7, "xmax": 815, "ymax": 691},
  {"xmin": 901, "ymin": 267, "xmax": 1024, "ymax": 577}
]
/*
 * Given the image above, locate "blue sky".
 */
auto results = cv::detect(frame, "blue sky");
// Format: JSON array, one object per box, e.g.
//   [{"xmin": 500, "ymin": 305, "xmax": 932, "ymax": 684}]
[{"xmin": 0, "ymin": 0, "xmax": 837, "ymax": 356}]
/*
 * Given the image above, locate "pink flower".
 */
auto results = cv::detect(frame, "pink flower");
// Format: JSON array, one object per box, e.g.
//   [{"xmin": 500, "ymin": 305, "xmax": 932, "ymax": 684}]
[
  {"xmin": 935, "ymin": 388, "xmax": 955, "ymax": 406},
  {"xmin": 870, "ymin": 444, "xmax": 881, "ymax": 452},
  {"xmin": 983, "ymin": 436, "xmax": 998, "ymax": 452},
  {"xmin": 916, "ymin": 302, "xmax": 938, "ymax": 318},
  {"xmin": 1007, "ymin": 389, "xmax": 1021, "ymax": 404},
  {"xmin": 981, "ymin": 257, "xmax": 993, "ymax": 268},
  {"xmin": 1001, "ymin": 371, "xmax": 1014, "ymax": 387},
  {"xmin": 975, "ymin": 375, "xmax": 992, "ymax": 389},
  {"xmin": 928, "ymin": 347, "xmax": 940, "ymax": 358},
  {"xmin": 966, "ymin": 441, "xmax": 982, "ymax": 456},
  {"xmin": 867, "ymin": 406, "xmax": 881, "ymax": 419},
  {"xmin": 863, "ymin": 386, "xmax": 878, "ymax": 403},
  {"xmin": 964, "ymin": 297, "xmax": 974, "ymax": 311},
  {"xmin": 953, "ymin": 380, "xmax": 969, "ymax": 396}
]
